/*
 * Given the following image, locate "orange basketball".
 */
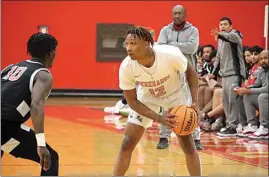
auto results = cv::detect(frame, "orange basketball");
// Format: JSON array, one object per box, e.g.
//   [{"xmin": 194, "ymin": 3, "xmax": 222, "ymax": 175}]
[{"xmin": 170, "ymin": 105, "xmax": 198, "ymax": 136}]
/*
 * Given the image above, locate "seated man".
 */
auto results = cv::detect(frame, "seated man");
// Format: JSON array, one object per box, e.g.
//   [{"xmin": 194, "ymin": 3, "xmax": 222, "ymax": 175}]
[
  {"xmin": 235, "ymin": 50, "xmax": 268, "ymax": 139},
  {"xmin": 242, "ymin": 46, "xmax": 263, "ymax": 87},
  {"xmin": 198, "ymin": 49, "xmax": 221, "ymax": 111},
  {"xmin": 200, "ymin": 88, "xmax": 225, "ymax": 131}
]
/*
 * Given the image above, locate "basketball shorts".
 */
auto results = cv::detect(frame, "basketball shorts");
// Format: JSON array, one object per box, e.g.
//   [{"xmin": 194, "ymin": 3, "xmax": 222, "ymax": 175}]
[
  {"xmin": 127, "ymin": 104, "xmax": 162, "ymax": 129},
  {"xmin": 1, "ymin": 121, "xmax": 59, "ymax": 175}
]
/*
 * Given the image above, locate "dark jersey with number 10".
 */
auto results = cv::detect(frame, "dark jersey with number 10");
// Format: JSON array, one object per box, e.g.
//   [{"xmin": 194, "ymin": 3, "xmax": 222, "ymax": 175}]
[{"xmin": 1, "ymin": 60, "xmax": 51, "ymax": 124}]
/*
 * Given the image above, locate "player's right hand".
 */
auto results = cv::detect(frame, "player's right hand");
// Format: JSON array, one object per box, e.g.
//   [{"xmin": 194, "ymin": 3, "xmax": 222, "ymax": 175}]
[{"xmin": 37, "ymin": 146, "xmax": 51, "ymax": 171}]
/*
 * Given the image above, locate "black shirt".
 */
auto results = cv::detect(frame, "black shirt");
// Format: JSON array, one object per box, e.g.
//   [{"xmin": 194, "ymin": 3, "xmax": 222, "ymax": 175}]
[
  {"xmin": 200, "ymin": 61, "xmax": 221, "ymax": 80},
  {"xmin": 1, "ymin": 60, "xmax": 50, "ymax": 124}
]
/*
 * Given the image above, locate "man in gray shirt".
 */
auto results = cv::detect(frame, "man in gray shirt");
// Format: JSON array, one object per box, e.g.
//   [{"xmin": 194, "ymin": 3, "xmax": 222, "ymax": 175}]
[
  {"xmin": 211, "ymin": 17, "xmax": 246, "ymax": 136},
  {"xmin": 235, "ymin": 50, "xmax": 268, "ymax": 139},
  {"xmin": 157, "ymin": 5, "xmax": 199, "ymax": 66},
  {"xmin": 157, "ymin": 5, "xmax": 202, "ymax": 150}
]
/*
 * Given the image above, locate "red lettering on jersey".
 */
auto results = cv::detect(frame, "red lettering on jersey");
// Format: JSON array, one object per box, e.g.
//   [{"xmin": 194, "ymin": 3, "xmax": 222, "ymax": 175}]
[
  {"xmin": 156, "ymin": 80, "xmax": 161, "ymax": 86},
  {"xmin": 136, "ymin": 75, "xmax": 170, "ymax": 88},
  {"xmin": 149, "ymin": 85, "xmax": 166, "ymax": 98}
]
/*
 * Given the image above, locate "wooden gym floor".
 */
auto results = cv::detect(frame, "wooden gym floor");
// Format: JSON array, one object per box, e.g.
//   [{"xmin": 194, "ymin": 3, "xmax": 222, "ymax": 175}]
[{"xmin": 1, "ymin": 97, "xmax": 268, "ymax": 176}]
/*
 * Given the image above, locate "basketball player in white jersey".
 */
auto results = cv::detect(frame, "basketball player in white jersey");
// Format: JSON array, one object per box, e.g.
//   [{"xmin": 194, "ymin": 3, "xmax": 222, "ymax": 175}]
[{"xmin": 113, "ymin": 26, "xmax": 202, "ymax": 176}]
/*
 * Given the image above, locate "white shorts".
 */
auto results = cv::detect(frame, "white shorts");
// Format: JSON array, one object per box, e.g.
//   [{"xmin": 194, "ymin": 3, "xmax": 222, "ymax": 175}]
[{"xmin": 127, "ymin": 104, "xmax": 161, "ymax": 129}]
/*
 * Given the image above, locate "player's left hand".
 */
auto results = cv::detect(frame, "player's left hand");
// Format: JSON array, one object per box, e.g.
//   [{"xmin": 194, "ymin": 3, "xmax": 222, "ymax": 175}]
[
  {"xmin": 37, "ymin": 146, "xmax": 51, "ymax": 171},
  {"xmin": 188, "ymin": 103, "xmax": 202, "ymax": 123}
]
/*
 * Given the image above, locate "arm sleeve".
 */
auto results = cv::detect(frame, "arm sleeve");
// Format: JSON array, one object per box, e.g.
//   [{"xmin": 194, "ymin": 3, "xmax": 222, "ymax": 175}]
[
  {"xmin": 248, "ymin": 71, "xmax": 263, "ymax": 88},
  {"xmin": 169, "ymin": 27, "xmax": 199, "ymax": 54},
  {"xmin": 119, "ymin": 61, "xmax": 136, "ymax": 90},
  {"xmin": 218, "ymin": 31, "xmax": 241, "ymax": 43},
  {"xmin": 250, "ymin": 82, "xmax": 268, "ymax": 94},
  {"xmin": 157, "ymin": 26, "xmax": 168, "ymax": 44}
]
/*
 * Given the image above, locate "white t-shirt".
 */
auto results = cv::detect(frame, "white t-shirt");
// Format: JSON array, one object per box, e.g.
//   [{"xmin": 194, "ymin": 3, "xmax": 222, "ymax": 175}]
[{"xmin": 119, "ymin": 44, "xmax": 192, "ymax": 109}]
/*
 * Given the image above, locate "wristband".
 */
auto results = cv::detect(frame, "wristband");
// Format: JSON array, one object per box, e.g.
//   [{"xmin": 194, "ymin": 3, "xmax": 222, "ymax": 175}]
[{"xmin": 35, "ymin": 133, "xmax": 46, "ymax": 147}]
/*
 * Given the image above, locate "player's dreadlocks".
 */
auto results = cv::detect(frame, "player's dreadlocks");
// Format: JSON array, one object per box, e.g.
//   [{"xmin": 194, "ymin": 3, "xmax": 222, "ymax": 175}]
[
  {"xmin": 27, "ymin": 32, "xmax": 58, "ymax": 59},
  {"xmin": 126, "ymin": 26, "xmax": 154, "ymax": 46}
]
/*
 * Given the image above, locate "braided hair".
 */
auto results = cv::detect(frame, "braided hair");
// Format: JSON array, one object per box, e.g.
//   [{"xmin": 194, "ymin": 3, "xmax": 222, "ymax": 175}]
[
  {"xmin": 27, "ymin": 32, "xmax": 58, "ymax": 59},
  {"xmin": 126, "ymin": 26, "xmax": 154, "ymax": 46}
]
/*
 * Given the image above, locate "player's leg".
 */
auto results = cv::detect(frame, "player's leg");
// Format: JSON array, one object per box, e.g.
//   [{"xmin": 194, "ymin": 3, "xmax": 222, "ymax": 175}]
[
  {"xmin": 113, "ymin": 122, "xmax": 145, "ymax": 175},
  {"xmin": 1, "ymin": 121, "xmax": 19, "ymax": 158},
  {"xmin": 176, "ymin": 134, "xmax": 202, "ymax": 176},
  {"xmin": 1, "ymin": 124, "xmax": 59, "ymax": 176},
  {"xmin": 113, "ymin": 109, "xmax": 153, "ymax": 176}
]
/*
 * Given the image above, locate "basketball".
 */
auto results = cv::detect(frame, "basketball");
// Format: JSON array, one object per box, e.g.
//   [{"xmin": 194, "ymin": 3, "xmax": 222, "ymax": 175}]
[{"xmin": 170, "ymin": 105, "xmax": 198, "ymax": 136}]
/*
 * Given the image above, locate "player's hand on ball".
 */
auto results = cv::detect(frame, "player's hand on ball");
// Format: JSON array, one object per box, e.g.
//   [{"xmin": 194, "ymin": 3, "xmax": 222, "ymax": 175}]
[
  {"xmin": 158, "ymin": 110, "xmax": 176, "ymax": 129},
  {"xmin": 188, "ymin": 103, "xmax": 202, "ymax": 122},
  {"xmin": 37, "ymin": 146, "xmax": 51, "ymax": 171}
]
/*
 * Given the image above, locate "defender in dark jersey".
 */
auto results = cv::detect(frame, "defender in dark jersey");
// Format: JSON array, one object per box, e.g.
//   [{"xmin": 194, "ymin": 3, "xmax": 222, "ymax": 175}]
[{"xmin": 1, "ymin": 33, "xmax": 59, "ymax": 176}]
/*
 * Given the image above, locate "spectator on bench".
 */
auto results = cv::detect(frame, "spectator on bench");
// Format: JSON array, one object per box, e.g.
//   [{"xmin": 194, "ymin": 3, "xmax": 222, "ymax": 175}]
[
  {"xmin": 236, "ymin": 46, "xmax": 264, "ymax": 133},
  {"xmin": 242, "ymin": 46, "xmax": 263, "ymax": 88},
  {"xmin": 243, "ymin": 46, "xmax": 253, "ymax": 80},
  {"xmin": 200, "ymin": 88, "xmax": 225, "ymax": 131},
  {"xmin": 235, "ymin": 50, "xmax": 268, "ymax": 139},
  {"xmin": 199, "ymin": 50, "xmax": 222, "ymax": 114}
]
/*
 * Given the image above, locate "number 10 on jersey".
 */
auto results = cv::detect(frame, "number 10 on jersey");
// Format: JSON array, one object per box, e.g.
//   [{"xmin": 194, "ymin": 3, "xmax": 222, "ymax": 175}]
[{"xmin": 2, "ymin": 66, "xmax": 27, "ymax": 81}]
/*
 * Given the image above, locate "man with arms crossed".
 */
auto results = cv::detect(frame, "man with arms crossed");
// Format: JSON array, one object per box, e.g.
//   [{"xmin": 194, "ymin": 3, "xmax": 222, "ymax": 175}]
[
  {"xmin": 157, "ymin": 4, "xmax": 202, "ymax": 150},
  {"xmin": 113, "ymin": 26, "xmax": 202, "ymax": 176}
]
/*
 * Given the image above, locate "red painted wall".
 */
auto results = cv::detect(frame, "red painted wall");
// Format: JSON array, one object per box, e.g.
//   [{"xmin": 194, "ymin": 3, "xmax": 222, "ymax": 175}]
[{"xmin": 2, "ymin": 1, "xmax": 268, "ymax": 89}]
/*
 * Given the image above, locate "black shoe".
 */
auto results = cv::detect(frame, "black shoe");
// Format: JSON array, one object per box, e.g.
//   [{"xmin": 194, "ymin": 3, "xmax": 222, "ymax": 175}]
[
  {"xmin": 157, "ymin": 138, "xmax": 169, "ymax": 149},
  {"xmin": 194, "ymin": 140, "xmax": 203, "ymax": 150},
  {"xmin": 217, "ymin": 127, "xmax": 237, "ymax": 137}
]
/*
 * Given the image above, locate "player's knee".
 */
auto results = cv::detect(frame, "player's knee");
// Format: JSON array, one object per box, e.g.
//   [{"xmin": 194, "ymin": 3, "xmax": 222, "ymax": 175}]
[
  {"xmin": 179, "ymin": 135, "xmax": 197, "ymax": 155},
  {"xmin": 120, "ymin": 135, "xmax": 135, "ymax": 152}
]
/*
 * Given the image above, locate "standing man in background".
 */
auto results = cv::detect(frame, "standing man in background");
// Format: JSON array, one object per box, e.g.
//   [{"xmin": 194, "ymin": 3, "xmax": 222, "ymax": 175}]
[
  {"xmin": 211, "ymin": 17, "xmax": 246, "ymax": 136},
  {"xmin": 157, "ymin": 4, "xmax": 202, "ymax": 150}
]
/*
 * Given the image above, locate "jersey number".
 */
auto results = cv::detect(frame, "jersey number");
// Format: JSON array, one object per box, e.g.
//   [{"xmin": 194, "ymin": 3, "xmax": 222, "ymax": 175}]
[
  {"xmin": 2, "ymin": 66, "xmax": 27, "ymax": 81},
  {"xmin": 149, "ymin": 85, "xmax": 166, "ymax": 97}
]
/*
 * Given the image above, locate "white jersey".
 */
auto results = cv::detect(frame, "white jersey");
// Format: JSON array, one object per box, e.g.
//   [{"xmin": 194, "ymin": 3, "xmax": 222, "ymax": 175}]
[{"xmin": 119, "ymin": 44, "xmax": 192, "ymax": 109}]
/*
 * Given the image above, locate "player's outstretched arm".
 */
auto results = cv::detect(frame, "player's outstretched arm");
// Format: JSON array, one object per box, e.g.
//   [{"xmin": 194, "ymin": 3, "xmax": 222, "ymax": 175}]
[
  {"xmin": 30, "ymin": 71, "xmax": 53, "ymax": 135},
  {"xmin": 123, "ymin": 88, "xmax": 175, "ymax": 128}
]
